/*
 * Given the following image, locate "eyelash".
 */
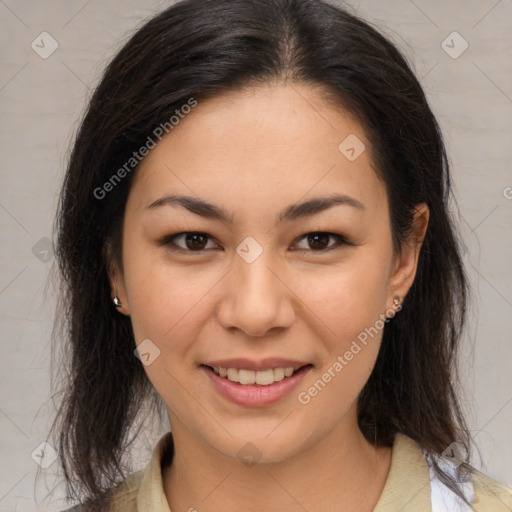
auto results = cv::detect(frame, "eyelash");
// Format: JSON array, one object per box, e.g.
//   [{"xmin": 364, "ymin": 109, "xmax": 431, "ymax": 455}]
[{"xmin": 159, "ymin": 231, "xmax": 352, "ymax": 255}]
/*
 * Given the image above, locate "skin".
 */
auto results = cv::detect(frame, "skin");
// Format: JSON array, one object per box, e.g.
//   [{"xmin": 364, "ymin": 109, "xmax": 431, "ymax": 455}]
[{"xmin": 110, "ymin": 83, "xmax": 429, "ymax": 512}]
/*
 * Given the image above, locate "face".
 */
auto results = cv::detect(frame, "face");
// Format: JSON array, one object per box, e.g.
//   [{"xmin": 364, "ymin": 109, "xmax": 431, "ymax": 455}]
[{"xmin": 111, "ymin": 83, "xmax": 428, "ymax": 463}]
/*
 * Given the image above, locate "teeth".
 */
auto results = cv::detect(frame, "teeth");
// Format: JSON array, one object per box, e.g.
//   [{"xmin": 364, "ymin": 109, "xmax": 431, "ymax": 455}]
[
  {"xmin": 227, "ymin": 368, "xmax": 239, "ymax": 382},
  {"xmin": 255, "ymin": 369, "xmax": 274, "ymax": 385},
  {"xmin": 284, "ymin": 367, "xmax": 294, "ymax": 377},
  {"xmin": 273, "ymin": 367, "xmax": 285, "ymax": 381},
  {"xmin": 212, "ymin": 366, "xmax": 299, "ymax": 385},
  {"xmin": 238, "ymin": 369, "xmax": 255, "ymax": 385}
]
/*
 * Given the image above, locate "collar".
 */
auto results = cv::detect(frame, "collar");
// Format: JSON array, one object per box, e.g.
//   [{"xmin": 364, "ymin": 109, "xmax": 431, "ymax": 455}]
[
  {"xmin": 133, "ymin": 432, "xmax": 431, "ymax": 511},
  {"xmin": 373, "ymin": 433, "xmax": 432, "ymax": 511},
  {"xmin": 135, "ymin": 432, "xmax": 174, "ymax": 512}
]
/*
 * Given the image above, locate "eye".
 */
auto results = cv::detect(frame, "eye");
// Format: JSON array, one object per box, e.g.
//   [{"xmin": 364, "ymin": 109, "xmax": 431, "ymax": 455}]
[
  {"xmin": 161, "ymin": 232, "xmax": 221, "ymax": 252},
  {"xmin": 160, "ymin": 231, "xmax": 351, "ymax": 254},
  {"xmin": 293, "ymin": 232, "xmax": 351, "ymax": 252}
]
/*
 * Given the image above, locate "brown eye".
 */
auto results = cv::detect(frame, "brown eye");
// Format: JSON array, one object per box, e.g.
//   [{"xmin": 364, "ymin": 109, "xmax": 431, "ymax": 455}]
[
  {"xmin": 161, "ymin": 232, "xmax": 219, "ymax": 252},
  {"xmin": 307, "ymin": 233, "xmax": 331, "ymax": 250},
  {"xmin": 184, "ymin": 233, "xmax": 208, "ymax": 250},
  {"xmin": 293, "ymin": 232, "xmax": 351, "ymax": 252}
]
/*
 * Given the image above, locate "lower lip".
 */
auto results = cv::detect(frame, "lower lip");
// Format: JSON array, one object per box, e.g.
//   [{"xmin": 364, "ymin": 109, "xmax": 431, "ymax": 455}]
[{"xmin": 202, "ymin": 365, "xmax": 312, "ymax": 408}]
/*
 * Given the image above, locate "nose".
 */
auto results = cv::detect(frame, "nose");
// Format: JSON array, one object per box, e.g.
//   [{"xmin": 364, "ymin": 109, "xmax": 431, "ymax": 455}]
[{"xmin": 216, "ymin": 252, "xmax": 295, "ymax": 337}]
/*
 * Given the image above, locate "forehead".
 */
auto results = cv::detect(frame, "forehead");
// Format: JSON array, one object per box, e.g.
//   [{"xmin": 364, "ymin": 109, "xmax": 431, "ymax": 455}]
[{"xmin": 129, "ymin": 83, "xmax": 387, "ymax": 220}]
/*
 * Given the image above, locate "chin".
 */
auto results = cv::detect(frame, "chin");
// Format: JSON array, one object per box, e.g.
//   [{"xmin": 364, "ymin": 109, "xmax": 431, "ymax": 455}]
[{"xmin": 205, "ymin": 423, "xmax": 314, "ymax": 466}]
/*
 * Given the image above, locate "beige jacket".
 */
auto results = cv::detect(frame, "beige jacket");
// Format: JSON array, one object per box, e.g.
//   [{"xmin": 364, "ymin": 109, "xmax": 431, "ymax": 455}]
[{"xmin": 64, "ymin": 432, "xmax": 512, "ymax": 511}]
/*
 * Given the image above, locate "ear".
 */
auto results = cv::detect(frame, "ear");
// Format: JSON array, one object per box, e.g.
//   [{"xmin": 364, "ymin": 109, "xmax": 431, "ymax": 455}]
[
  {"xmin": 387, "ymin": 203, "xmax": 429, "ymax": 308},
  {"xmin": 105, "ymin": 240, "xmax": 130, "ymax": 316}
]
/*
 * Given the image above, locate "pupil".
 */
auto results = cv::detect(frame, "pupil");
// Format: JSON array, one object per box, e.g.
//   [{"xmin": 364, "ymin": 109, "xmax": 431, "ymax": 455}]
[
  {"xmin": 309, "ymin": 233, "xmax": 329, "ymax": 250},
  {"xmin": 186, "ymin": 233, "xmax": 207, "ymax": 250}
]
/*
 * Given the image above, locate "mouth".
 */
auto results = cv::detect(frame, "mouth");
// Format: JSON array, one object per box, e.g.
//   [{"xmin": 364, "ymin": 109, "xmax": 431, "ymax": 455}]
[
  {"xmin": 203, "ymin": 364, "xmax": 308, "ymax": 386},
  {"xmin": 200, "ymin": 361, "xmax": 313, "ymax": 408}
]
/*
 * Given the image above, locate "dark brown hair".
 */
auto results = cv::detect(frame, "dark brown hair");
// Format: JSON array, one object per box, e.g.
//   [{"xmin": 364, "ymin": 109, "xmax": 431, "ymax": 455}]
[{"xmin": 50, "ymin": 0, "xmax": 472, "ymax": 509}]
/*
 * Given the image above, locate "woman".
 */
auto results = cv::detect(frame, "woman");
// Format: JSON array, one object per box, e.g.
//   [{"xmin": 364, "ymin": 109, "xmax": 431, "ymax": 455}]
[{"xmin": 51, "ymin": 0, "xmax": 512, "ymax": 510}]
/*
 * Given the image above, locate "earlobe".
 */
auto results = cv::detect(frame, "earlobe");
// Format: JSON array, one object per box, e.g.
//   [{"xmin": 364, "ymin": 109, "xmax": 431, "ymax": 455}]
[
  {"xmin": 105, "ymin": 242, "xmax": 130, "ymax": 316},
  {"xmin": 109, "ymin": 272, "xmax": 130, "ymax": 316}
]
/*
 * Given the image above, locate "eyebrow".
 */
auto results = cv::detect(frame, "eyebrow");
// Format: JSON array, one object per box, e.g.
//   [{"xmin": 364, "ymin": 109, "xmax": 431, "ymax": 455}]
[{"xmin": 146, "ymin": 193, "xmax": 365, "ymax": 223}]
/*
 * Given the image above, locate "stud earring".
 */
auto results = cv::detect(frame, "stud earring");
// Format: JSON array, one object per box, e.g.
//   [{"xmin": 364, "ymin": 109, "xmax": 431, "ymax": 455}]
[
  {"xmin": 384, "ymin": 295, "xmax": 403, "ymax": 320},
  {"xmin": 113, "ymin": 296, "xmax": 122, "ymax": 308}
]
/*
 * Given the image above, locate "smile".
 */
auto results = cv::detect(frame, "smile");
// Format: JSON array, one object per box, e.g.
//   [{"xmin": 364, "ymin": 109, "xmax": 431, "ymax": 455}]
[
  {"xmin": 201, "ymin": 361, "xmax": 313, "ymax": 408},
  {"xmin": 210, "ymin": 366, "xmax": 301, "ymax": 385}
]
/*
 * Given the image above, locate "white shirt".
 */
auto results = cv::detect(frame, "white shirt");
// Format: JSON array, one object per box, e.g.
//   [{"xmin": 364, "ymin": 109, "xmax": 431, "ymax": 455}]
[{"xmin": 427, "ymin": 454, "xmax": 476, "ymax": 511}]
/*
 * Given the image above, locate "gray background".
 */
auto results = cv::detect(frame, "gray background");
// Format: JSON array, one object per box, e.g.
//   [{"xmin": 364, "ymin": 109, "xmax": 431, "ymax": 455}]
[{"xmin": 0, "ymin": 0, "xmax": 511, "ymax": 510}]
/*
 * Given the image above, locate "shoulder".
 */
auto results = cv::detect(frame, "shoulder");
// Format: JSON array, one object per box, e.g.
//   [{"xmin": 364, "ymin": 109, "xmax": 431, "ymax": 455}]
[
  {"xmin": 412, "ymin": 435, "xmax": 512, "ymax": 512},
  {"xmin": 471, "ymin": 470, "xmax": 512, "ymax": 511},
  {"xmin": 59, "ymin": 469, "xmax": 144, "ymax": 512},
  {"xmin": 58, "ymin": 432, "xmax": 173, "ymax": 512}
]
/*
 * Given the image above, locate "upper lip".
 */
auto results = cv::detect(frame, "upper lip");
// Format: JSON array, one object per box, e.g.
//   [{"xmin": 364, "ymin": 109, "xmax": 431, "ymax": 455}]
[{"xmin": 202, "ymin": 358, "xmax": 310, "ymax": 371}]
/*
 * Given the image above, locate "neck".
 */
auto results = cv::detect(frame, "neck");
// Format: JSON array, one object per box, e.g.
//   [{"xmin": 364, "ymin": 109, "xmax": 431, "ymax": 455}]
[{"xmin": 162, "ymin": 412, "xmax": 392, "ymax": 512}]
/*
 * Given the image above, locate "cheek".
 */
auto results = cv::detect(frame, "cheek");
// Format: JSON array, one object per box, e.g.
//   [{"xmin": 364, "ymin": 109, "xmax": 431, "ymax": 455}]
[
  {"xmin": 292, "ymin": 250, "xmax": 391, "ymax": 409},
  {"xmin": 122, "ymin": 243, "xmax": 216, "ymax": 348},
  {"xmin": 122, "ymin": 254, "xmax": 216, "ymax": 415},
  {"xmin": 296, "ymin": 254, "xmax": 391, "ymax": 341}
]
